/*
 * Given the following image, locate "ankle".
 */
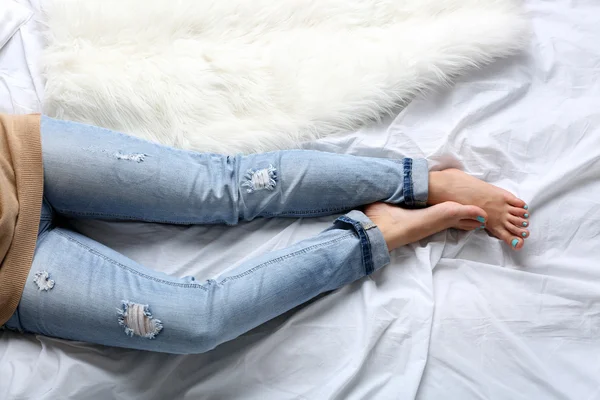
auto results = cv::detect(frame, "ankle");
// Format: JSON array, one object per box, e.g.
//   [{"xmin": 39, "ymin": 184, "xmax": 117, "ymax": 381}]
[
  {"xmin": 427, "ymin": 171, "xmax": 445, "ymax": 205},
  {"xmin": 369, "ymin": 215, "xmax": 394, "ymax": 252}
]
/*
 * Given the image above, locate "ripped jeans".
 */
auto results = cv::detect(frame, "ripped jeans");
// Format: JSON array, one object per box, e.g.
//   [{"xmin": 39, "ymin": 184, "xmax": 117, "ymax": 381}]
[{"xmin": 3, "ymin": 116, "xmax": 429, "ymax": 354}]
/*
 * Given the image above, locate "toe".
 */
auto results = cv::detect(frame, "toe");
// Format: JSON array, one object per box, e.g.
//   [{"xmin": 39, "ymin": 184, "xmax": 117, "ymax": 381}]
[
  {"xmin": 508, "ymin": 214, "xmax": 529, "ymax": 228},
  {"xmin": 505, "ymin": 220, "xmax": 530, "ymax": 239},
  {"xmin": 498, "ymin": 229, "xmax": 524, "ymax": 250},
  {"xmin": 457, "ymin": 220, "xmax": 484, "ymax": 231},
  {"xmin": 459, "ymin": 205, "xmax": 488, "ymax": 223},
  {"xmin": 509, "ymin": 206, "xmax": 529, "ymax": 219},
  {"xmin": 505, "ymin": 194, "xmax": 527, "ymax": 209}
]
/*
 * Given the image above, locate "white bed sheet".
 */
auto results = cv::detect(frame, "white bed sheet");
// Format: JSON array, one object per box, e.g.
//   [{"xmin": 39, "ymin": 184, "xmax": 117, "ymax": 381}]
[{"xmin": 1, "ymin": 0, "xmax": 600, "ymax": 398}]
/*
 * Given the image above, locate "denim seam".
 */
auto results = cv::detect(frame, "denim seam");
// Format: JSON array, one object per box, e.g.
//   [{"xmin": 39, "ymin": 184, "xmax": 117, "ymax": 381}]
[
  {"xmin": 46, "ymin": 118, "xmax": 313, "ymax": 160},
  {"xmin": 260, "ymin": 207, "xmax": 351, "ymax": 217},
  {"xmin": 218, "ymin": 232, "xmax": 354, "ymax": 284},
  {"xmin": 403, "ymin": 158, "xmax": 415, "ymax": 206},
  {"xmin": 335, "ymin": 216, "xmax": 374, "ymax": 275},
  {"xmin": 54, "ymin": 230, "xmax": 210, "ymax": 290},
  {"xmin": 44, "ymin": 117, "xmax": 228, "ymax": 159},
  {"xmin": 52, "ymin": 206, "xmax": 353, "ymax": 224},
  {"xmin": 54, "ymin": 229, "xmax": 354, "ymax": 289},
  {"xmin": 52, "ymin": 208, "xmax": 228, "ymax": 225}
]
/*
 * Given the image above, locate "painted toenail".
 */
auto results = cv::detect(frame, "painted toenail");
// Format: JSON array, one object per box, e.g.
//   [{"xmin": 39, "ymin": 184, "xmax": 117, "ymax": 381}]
[
  {"xmin": 522, "ymin": 232, "xmax": 527, "ymax": 237},
  {"xmin": 476, "ymin": 216, "xmax": 485, "ymax": 223},
  {"xmin": 524, "ymin": 213, "xmax": 529, "ymax": 218},
  {"xmin": 512, "ymin": 239, "xmax": 519, "ymax": 248},
  {"xmin": 522, "ymin": 222, "xmax": 528, "ymax": 227},
  {"xmin": 523, "ymin": 205, "xmax": 529, "ymax": 210}
]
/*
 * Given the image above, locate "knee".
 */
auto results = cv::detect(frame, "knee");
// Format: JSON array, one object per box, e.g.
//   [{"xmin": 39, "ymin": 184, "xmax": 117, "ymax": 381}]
[{"xmin": 117, "ymin": 300, "xmax": 226, "ymax": 354}]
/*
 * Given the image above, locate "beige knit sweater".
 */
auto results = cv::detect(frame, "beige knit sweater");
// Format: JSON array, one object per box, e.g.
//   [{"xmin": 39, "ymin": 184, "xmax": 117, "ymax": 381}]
[{"xmin": 0, "ymin": 114, "xmax": 43, "ymax": 326}]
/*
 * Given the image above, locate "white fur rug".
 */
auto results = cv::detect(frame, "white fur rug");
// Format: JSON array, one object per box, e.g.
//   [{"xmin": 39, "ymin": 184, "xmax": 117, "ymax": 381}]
[{"xmin": 41, "ymin": 0, "xmax": 528, "ymax": 153}]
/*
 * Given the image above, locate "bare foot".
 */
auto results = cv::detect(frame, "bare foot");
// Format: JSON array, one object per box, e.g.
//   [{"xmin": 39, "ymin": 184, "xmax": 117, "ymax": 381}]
[
  {"xmin": 365, "ymin": 201, "xmax": 487, "ymax": 251},
  {"xmin": 428, "ymin": 169, "xmax": 529, "ymax": 250}
]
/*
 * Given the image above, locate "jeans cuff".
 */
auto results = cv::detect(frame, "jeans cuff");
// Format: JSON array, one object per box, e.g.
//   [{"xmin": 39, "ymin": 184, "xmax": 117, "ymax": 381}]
[
  {"xmin": 335, "ymin": 210, "xmax": 390, "ymax": 275},
  {"xmin": 402, "ymin": 158, "xmax": 429, "ymax": 207}
]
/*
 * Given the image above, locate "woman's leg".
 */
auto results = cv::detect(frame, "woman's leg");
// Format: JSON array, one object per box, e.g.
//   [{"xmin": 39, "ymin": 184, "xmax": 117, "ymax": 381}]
[
  {"xmin": 40, "ymin": 116, "xmax": 428, "ymax": 225},
  {"xmin": 3, "ymin": 202, "xmax": 483, "ymax": 354},
  {"xmin": 40, "ymin": 117, "xmax": 531, "ymax": 248}
]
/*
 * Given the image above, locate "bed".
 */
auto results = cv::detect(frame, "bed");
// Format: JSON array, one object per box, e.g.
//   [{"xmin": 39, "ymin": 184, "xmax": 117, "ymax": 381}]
[{"xmin": 1, "ymin": 0, "xmax": 599, "ymax": 398}]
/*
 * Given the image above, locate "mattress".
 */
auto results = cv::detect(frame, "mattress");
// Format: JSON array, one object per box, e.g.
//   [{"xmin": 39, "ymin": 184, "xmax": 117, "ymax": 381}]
[{"xmin": 1, "ymin": 0, "xmax": 599, "ymax": 399}]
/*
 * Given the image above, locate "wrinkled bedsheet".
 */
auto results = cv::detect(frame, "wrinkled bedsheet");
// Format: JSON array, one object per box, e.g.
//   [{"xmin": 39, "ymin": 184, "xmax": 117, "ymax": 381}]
[{"xmin": 1, "ymin": 0, "xmax": 599, "ymax": 398}]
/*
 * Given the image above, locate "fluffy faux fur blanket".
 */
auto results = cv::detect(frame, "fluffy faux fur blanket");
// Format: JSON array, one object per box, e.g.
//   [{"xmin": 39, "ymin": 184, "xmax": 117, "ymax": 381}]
[{"xmin": 42, "ymin": 0, "xmax": 528, "ymax": 153}]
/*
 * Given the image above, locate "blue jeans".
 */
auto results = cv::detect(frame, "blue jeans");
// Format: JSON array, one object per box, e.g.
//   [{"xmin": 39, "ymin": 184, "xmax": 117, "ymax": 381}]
[{"xmin": 4, "ymin": 116, "xmax": 429, "ymax": 354}]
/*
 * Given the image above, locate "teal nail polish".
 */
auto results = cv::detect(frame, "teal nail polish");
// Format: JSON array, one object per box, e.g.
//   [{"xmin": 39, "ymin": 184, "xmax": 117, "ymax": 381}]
[
  {"xmin": 522, "ymin": 222, "xmax": 528, "ymax": 227},
  {"xmin": 524, "ymin": 213, "xmax": 529, "ymax": 218},
  {"xmin": 523, "ymin": 205, "xmax": 529, "ymax": 210},
  {"xmin": 511, "ymin": 239, "xmax": 519, "ymax": 248},
  {"xmin": 522, "ymin": 232, "xmax": 527, "ymax": 237},
  {"xmin": 476, "ymin": 216, "xmax": 485, "ymax": 223}
]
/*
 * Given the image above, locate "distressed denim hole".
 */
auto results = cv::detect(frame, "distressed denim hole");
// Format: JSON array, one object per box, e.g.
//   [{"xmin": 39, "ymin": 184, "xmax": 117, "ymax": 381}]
[
  {"xmin": 117, "ymin": 301, "xmax": 163, "ymax": 339},
  {"xmin": 33, "ymin": 271, "xmax": 55, "ymax": 291},
  {"xmin": 242, "ymin": 165, "xmax": 277, "ymax": 193}
]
